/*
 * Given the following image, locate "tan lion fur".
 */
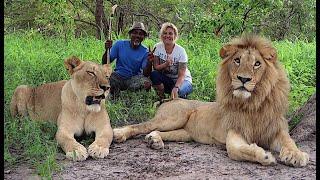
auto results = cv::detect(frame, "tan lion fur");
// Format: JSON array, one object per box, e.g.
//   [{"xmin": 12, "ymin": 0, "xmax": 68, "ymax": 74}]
[
  {"xmin": 113, "ymin": 35, "xmax": 309, "ymax": 167},
  {"xmin": 10, "ymin": 80, "xmax": 67, "ymax": 122},
  {"xmin": 10, "ymin": 56, "xmax": 113, "ymax": 161}
]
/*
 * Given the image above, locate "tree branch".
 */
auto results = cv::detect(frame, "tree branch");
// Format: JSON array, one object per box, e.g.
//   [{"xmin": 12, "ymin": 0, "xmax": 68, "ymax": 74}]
[
  {"xmin": 82, "ymin": 0, "xmax": 95, "ymax": 15},
  {"xmin": 74, "ymin": 18, "xmax": 99, "ymax": 29}
]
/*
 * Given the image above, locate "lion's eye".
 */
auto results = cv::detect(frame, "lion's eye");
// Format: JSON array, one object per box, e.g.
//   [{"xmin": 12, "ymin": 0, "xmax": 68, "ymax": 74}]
[
  {"xmin": 254, "ymin": 61, "xmax": 261, "ymax": 67},
  {"xmin": 234, "ymin": 57, "xmax": 240, "ymax": 65},
  {"xmin": 86, "ymin": 71, "xmax": 95, "ymax": 76}
]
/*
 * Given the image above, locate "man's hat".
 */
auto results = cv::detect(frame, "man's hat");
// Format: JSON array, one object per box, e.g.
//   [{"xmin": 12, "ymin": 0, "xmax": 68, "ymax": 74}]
[{"xmin": 128, "ymin": 22, "xmax": 148, "ymax": 36}]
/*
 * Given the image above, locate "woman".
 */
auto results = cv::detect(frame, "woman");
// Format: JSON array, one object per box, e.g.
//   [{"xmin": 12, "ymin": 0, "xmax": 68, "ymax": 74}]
[{"xmin": 150, "ymin": 22, "xmax": 193, "ymax": 100}]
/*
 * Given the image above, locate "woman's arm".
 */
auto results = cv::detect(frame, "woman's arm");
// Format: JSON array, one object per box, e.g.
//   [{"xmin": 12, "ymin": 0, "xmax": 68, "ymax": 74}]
[
  {"xmin": 175, "ymin": 62, "xmax": 186, "ymax": 88},
  {"xmin": 171, "ymin": 62, "xmax": 186, "ymax": 98}
]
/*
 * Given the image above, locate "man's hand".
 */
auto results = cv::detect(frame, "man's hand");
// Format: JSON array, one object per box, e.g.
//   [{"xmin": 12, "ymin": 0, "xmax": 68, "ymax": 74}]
[
  {"xmin": 147, "ymin": 46, "xmax": 156, "ymax": 62},
  {"xmin": 105, "ymin": 40, "xmax": 113, "ymax": 50}
]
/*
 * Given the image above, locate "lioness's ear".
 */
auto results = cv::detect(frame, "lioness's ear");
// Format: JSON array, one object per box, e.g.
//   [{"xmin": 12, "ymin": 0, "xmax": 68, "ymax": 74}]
[
  {"xmin": 102, "ymin": 64, "xmax": 112, "ymax": 77},
  {"xmin": 219, "ymin": 44, "xmax": 237, "ymax": 59},
  {"xmin": 260, "ymin": 46, "xmax": 277, "ymax": 62},
  {"xmin": 64, "ymin": 56, "xmax": 82, "ymax": 75}
]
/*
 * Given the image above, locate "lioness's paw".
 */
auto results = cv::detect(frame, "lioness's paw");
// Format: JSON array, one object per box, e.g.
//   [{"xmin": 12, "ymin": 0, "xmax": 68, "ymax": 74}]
[
  {"xmin": 113, "ymin": 128, "xmax": 129, "ymax": 143},
  {"xmin": 88, "ymin": 142, "xmax": 109, "ymax": 159},
  {"xmin": 279, "ymin": 148, "xmax": 309, "ymax": 167},
  {"xmin": 145, "ymin": 131, "xmax": 164, "ymax": 150},
  {"xmin": 65, "ymin": 145, "xmax": 88, "ymax": 161}
]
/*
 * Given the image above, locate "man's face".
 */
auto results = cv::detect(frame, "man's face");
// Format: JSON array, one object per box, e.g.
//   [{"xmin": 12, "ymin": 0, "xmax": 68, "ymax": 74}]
[{"xmin": 129, "ymin": 29, "xmax": 146, "ymax": 48}]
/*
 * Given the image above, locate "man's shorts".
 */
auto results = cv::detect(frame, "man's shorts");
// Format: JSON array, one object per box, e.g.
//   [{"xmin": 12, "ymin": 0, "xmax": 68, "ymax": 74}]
[{"xmin": 110, "ymin": 72, "xmax": 151, "ymax": 92}]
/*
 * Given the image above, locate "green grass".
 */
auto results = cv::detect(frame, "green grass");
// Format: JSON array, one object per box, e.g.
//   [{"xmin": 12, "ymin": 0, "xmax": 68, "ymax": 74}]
[{"xmin": 4, "ymin": 31, "xmax": 316, "ymax": 177}]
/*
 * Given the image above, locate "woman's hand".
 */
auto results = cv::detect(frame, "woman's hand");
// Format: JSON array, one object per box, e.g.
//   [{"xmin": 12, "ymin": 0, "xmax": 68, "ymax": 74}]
[
  {"xmin": 171, "ymin": 86, "xmax": 179, "ymax": 99},
  {"xmin": 165, "ymin": 59, "xmax": 173, "ymax": 67}
]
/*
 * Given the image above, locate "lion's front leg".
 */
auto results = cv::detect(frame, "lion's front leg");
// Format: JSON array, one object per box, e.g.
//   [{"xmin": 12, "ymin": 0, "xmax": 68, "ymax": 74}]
[
  {"xmin": 56, "ymin": 129, "xmax": 88, "ymax": 161},
  {"xmin": 226, "ymin": 130, "xmax": 276, "ymax": 166},
  {"xmin": 271, "ymin": 130, "xmax": 309, "ymax": 167},
  {"xmin": 88, "ymin": 125, "xmax": 113, "ymax": 159}
]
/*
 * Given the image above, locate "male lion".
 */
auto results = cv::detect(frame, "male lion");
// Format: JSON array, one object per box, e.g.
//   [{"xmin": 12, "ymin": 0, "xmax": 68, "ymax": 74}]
[
  {"xmin": 10, "ymin": 56, "xmax": 113, "ymax": 161},
  {"xmin": 113, "ymin": 35, "xmax": 309, "ymax": 167}
]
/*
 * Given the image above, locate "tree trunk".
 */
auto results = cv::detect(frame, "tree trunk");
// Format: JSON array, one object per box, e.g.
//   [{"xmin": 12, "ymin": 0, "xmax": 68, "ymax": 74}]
[
  {"xmin": 289, "ymin": 93, "xmax": 316, "ymax": 142},
  {"xmin": 117, "ymin": 10, "xmax": 124, "ymax": 35},
  {"xmin": 95, "ymin": 0, "xmax": 108, "ymax": 40}
]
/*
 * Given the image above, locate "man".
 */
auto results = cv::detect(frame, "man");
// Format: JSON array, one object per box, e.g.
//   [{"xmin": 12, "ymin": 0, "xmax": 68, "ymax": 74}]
[{"xmin": 102, "ymin": 22, "xmax": 154, "ymax": 98}]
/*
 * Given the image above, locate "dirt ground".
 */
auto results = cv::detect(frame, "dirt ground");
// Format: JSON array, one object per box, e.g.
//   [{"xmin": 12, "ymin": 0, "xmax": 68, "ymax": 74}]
[
  {"xmin": 4, "ymin": 95, "xmax": 316, "ymax": 180},
  {"xmin": 4, "ymin": 135, "xmax": 316, "ymax": 180}
]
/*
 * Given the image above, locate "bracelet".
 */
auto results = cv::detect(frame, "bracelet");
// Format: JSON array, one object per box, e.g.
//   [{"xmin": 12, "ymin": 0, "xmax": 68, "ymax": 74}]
[{"xmin": 174, "ymin": 86, "xmax": 180, "ymax": 90}]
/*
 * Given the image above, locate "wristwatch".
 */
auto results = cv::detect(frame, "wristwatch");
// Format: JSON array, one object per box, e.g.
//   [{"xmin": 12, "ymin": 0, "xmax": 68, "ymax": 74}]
[{"xmin": 174, "ymin": 86, "xmax": 180, "ymax": 90}]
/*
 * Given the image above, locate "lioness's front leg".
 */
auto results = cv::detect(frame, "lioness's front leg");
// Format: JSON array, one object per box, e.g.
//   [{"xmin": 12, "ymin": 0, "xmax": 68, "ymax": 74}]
[
  {"xmin": 226, "ymin": 130, "xmax": 276, "ymax": 166},
  {"xmin": 87, "ymin": 114, "xmax": 113, "ymax": 159},
  {"xmin": 56, "ymin": 128, "xmax": 88, "ymax": 161},
  {"xmin": 271, "ymin": 130, "xmax": 309, "ymax": 167}
]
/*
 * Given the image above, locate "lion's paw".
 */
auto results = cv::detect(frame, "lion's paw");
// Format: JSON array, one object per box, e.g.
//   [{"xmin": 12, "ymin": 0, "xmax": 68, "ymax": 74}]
[
  {"xmin": 88, "ymin": 142, "xmax": 109, "ymax": 159},
  {"xmin": 259, "ymin": 151, "xmax": 277, "ymax": 166},
  {"xmin": 113, "ymin": 127, "xmax": 129, "ymax": 143},
  {"xmin": 145, "ymin": 131, "xmax": 164, "ymax": 150},
  {"xmin": 279, "ymin": 148, "xmax": 309, "ymax": 167},
  {"xmin": 250, "ymin": 144, "xmax": 276, "ymax": 166},
  {"xmin": 65, "ymin": 145, "xmax": 88, "ymax": 161}
]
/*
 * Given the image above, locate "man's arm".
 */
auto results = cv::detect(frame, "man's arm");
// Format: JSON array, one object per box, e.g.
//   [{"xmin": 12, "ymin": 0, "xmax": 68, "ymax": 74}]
[
  {"xmin": 143, "ymin": 61, "xmax": 152, "ymax": 77},
  {"xmin": 101, "ymin": 50, "xmax": 109, "ymax": 64},
  {"xmin": 102, "ymin": 40, "xmax": 114, "ymax": 64},
  {"xmin": 143, "ymin": 47, "xmax": 156, "ymax": 77}
]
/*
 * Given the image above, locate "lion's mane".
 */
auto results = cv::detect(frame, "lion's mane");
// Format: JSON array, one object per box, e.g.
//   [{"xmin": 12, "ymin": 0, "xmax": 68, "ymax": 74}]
[{"xmin": 216, "ymin": 35, "xmax": 291, "ymax": 148}]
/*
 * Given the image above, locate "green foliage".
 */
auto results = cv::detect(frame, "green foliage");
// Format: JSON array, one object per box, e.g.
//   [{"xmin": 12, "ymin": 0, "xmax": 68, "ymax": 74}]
[
  {"xmin": 4, "ymin": 31, "xmax": 315, "ymax": 177},
  {"xmin": 289, "ymin": 113, "xmax": 304, "ymax": 130},
  {"xmin": 4, "ymin": 0, "xmax": 316, "ymax": 41}
]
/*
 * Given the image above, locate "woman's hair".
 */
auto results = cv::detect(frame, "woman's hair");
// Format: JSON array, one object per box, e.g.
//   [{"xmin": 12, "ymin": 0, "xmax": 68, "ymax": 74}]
[{"xmin": 159, "ymin": 22, "xmax": 179, "ymax": 42}]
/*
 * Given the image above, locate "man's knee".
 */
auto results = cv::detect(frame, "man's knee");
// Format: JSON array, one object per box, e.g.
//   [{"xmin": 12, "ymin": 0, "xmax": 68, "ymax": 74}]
[
  {"xmin": 144, "ymin": 81, "xmax": 152, "ymax": 90},
  {"xmin": 110, "ymin": 72, "xmax": 125, "ymax": 92}
]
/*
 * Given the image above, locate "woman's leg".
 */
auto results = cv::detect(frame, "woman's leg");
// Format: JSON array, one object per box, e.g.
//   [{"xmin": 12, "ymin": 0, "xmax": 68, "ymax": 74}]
[
  {"xmin": 178, "ymin": 80, "xmax": 193, "ymax": 99},
  {"xmin": 150, "ymin": 71, "xmax": 165, "ymax": 100}
]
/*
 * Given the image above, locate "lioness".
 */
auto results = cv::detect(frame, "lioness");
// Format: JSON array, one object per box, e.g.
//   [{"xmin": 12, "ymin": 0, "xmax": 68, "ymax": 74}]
[
  {"xmin": 113, "ymin": 35, "xmax": 309, "ymax": 167},
  {"xmin": 10, "ymin": 56, "xmax": 113, "ymax": 161}
]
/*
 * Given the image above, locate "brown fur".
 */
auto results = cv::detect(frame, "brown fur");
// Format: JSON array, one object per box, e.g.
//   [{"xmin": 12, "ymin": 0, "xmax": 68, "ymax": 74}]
[
  {"xmin": 113, "ymin": 35, "xmax": 309, "ymax": 167},
  {"xmin": 10, "ymin": 56, "xmax": 113, "ymax": 161}
]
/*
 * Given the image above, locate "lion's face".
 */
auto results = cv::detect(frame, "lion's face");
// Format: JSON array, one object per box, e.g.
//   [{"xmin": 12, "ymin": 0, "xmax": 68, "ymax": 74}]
[
  {"xmin": 219, "ymin": 35, "xmax": 278, "ymax": 100},
  {"xmin": 227, "ymin": 48, "xmax": 267, "ymax": 99},
  {"xmin": 65, "ymin": 56, "xmax": 112, "ymax": 112}
]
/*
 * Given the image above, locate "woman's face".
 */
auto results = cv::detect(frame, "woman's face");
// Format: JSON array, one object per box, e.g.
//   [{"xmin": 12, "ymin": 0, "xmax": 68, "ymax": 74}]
[{"xmin": 161, "ymin": 27, "xmax": 176, "ymax": 45}]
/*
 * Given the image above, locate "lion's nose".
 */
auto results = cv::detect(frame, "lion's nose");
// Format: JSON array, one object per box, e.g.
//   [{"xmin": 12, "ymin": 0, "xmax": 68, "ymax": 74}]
[
  {"xmin": 237, "ymin": 76, "xmax": 252, "ymax": 83},
  {"xmin": 100, "ymin": 84, "xmax": 110, "ymax": 91}
]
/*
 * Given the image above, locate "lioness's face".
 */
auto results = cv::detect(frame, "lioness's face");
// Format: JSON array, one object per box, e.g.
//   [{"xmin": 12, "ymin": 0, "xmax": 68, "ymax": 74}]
[
  {"xmin": 65, "ymin": 57, "xmax": 112, "ymax": 112},
  {"xmin": 228, "ymin": 48, "xmax": 267, "ymax": 99}
]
